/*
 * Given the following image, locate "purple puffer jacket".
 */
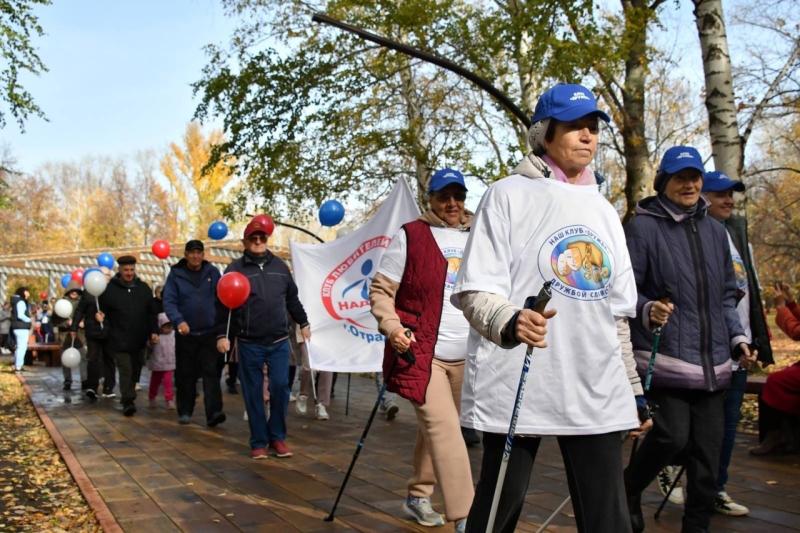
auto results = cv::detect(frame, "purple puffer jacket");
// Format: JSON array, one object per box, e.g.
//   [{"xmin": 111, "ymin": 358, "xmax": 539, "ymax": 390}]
[{"xmin": 624, "ymin": 195, "xmax": 746, "ymax": 392}]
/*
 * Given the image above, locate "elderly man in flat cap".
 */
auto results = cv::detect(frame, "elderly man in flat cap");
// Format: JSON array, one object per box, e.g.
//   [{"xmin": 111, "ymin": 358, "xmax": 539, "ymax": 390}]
[{"xmin": 94, "ymin": 255, "xmax": 159, "ymax": 416}]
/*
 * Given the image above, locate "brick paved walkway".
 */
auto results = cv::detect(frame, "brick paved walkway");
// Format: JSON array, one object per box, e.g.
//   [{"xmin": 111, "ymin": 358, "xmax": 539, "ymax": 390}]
[{"xmin": 18, "ymin": 363, "xmax": 800, "ymax": 532}]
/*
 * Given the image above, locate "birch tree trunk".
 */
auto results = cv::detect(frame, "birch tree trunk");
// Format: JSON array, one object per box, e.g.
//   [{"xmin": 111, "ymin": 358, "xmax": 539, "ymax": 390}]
[{"xmin": 694, "ymin": 0, "xmax": 743, "ymax": 178}]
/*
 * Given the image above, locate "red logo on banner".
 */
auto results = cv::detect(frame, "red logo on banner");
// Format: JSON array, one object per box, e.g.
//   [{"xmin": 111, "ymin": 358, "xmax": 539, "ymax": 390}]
[{"xmin": 321, "ymin": 235, "xmax": 391, "ymax": 328}]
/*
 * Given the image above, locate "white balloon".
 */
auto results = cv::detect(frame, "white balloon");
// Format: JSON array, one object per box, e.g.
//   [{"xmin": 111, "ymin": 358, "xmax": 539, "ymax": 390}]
[
  {"xmin": 61, "ymin": 347, "xmax": 81, "ymax": 369},
  {"xmin": 84, "ymin": 270, "xmax": 108, "ymax": 296},
  {"xmin": 54, "ymin": 299, "xmax": 73, "ymax": 319}
]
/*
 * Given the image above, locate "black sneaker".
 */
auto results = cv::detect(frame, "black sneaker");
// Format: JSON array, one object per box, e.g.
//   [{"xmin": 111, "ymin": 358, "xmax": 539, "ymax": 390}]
[
  {"xmin": 123, "ymin": 404, "xmax": 137, "ymax": 417},
  {"xmin": 207, "ymin": 412, "xmax": 227, "ymax": 427},
  {"xmin": 86, "ymin": 389, "xmax": 98, "ymax": 402}
]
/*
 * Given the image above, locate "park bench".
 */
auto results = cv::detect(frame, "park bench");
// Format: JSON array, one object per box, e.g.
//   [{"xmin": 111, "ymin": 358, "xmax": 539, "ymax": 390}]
[{"xmin": 26, "ymin": 343, "xmax": 62, "ymax": 367}]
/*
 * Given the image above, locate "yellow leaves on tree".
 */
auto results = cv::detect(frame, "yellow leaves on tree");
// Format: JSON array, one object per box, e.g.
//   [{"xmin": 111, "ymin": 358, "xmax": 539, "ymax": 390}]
[{"xmin": 160, "ymin": 122, "xmax": 236, "ymax": 239}]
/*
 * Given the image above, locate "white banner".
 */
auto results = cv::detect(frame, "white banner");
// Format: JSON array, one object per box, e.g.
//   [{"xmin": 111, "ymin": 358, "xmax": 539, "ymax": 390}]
[{"xmin": 291, "ymin": 179, "xmax": 420, "ymax": 372}]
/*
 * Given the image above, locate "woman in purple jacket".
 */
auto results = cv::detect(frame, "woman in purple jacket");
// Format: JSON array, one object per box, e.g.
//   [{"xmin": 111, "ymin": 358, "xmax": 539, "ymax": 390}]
[{"xmin": 623, "ymin": 146, "xmax": 757, "ymax": 533}]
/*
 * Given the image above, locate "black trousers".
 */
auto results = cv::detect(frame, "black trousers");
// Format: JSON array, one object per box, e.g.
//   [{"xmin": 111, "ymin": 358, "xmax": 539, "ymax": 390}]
[
  {"xmin": 625, "ymin": 388, "xmax": 725, "ymax": 533},
  {"xmin": 175, "ymin": 334, "xmax": 224, "ymax": 421},
  {"xmin": 84, "ymin": 338, "xmax": 106, "ymax": 392},
  {"xmin": 111, "ymin": 350, "xmax": 143, "ymax": 406},
  {"xmin": 102, "ymin": 347, "xmax": 116, "ymax": 393},
  {"xmin": 467, "ymin": 431, "xmax": 631, "ymax": 533}
]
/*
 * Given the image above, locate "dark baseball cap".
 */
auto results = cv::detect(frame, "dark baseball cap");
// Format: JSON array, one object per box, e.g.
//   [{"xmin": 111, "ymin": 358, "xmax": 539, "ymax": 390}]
[{"xmin": 185, "ymin": 239, "xmax": 205, "ymax": 252}]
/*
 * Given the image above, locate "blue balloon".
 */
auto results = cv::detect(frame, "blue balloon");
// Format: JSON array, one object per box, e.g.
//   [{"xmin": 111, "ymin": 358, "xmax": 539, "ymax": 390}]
[
  {"xmin": 60, "ymin": 274, "xmax": 71, "ymax": 289},
  {"xmin": 97, "ymin": 252, "xmax": 115, "ymax": 269},
  {"xmin": 319, "ymin": 199, "xmax": 345, "ymax": 227},
  {"xmin": 208, "ymin": 220, "xmax": 228, "ymax": 240}
]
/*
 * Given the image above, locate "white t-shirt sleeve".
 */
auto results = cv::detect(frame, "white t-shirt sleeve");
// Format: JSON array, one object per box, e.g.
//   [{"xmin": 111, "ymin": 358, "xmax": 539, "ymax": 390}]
[
  {"xmin": 376, "ymin": 228, "xmax": 407, "ymax": 283},
  {"xmin": 454, "ymin": 190, "xmax": 514, "ymax": 298},
  {"xmin": 608, "ymin": 226, "xmax": 638, "ymax": 318}
]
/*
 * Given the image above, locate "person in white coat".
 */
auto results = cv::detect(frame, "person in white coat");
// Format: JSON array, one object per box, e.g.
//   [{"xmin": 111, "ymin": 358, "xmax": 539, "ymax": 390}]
[{"xmin": 452, "ymin": 83, "xmax": 651, "ymax": 533}]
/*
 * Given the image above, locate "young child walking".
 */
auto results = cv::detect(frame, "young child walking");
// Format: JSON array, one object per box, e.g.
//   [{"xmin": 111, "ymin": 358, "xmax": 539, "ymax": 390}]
[{"xmin": 148, "ymin": 313, "xmax": 176, "ymax": 409}]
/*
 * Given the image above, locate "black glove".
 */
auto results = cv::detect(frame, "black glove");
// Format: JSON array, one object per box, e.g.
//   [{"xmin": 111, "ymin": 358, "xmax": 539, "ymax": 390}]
[{"xmin": 635, "ymin": 395, "xmax": 652, "ymax": 423}]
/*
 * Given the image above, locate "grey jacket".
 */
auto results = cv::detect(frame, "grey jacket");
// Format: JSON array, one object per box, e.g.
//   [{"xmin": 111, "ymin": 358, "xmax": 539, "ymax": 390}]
[{"xmin": 624, "ymin": 195, "xmax": 746, "ymax": 391}]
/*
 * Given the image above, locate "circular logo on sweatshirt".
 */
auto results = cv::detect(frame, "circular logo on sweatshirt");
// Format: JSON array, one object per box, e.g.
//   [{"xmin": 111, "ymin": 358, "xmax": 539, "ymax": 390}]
[
  {"xmin": 441, "ymin": 247, "xmax": 463, "ymax": 290},
  {"xmin": 538, "ymin": 225, "xmax": 613, "ymax": 301}
]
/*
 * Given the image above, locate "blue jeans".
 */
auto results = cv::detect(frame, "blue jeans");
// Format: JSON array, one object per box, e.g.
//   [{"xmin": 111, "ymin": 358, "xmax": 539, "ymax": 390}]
[
  {"xmin": 13, "ymin": 329, "xmax": 29, "ymax": 370},
  {"xmin": 238, "ymin": 339, "xmax": 290, "ymax": 449},
  {"xmin": 717, "ymin": 367, "xmax": 747, "ymax": 489}
]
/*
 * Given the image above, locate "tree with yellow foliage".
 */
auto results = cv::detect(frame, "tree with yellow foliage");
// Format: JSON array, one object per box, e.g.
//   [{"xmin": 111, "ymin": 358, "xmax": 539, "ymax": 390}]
[{"xmin": 160, "ymin": 122, "xmax": 236, "ymax": 239}]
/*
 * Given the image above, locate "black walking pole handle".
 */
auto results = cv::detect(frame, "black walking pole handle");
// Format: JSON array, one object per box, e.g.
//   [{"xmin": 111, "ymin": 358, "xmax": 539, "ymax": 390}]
[
  {"xmin": 522, "ymin": 281, "xmax": 553, "ymax": 354},
  {"xmin": 395, "ymin": 329, "xmax": 415, "ymax": 364}
]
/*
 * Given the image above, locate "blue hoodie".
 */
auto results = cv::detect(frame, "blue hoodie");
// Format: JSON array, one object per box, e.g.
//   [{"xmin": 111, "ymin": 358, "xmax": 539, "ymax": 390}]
[{"xmin": 163, "ymin": 259, "xmax": 221, "ymax": 336}]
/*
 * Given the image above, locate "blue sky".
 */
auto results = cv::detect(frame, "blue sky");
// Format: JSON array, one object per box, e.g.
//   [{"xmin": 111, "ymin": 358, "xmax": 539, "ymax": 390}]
[{"xmin": 1, "ymin": 0, "xmax": 237, "ymax": 173}]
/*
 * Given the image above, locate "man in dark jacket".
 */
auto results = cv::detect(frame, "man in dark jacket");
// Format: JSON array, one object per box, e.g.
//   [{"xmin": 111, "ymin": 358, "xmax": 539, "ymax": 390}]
[
  {"xmin": 94, "ymin": 255, "xmax": 158, "ymax": 416},
  {"xmin": 701, "ymin": 171, "xmax": 773, "ymax": 516},
  {"xmin": 163, "ymin": 239, "xmax": 225, "ymax": 427},
  {"xmin": 216, "ymin": 216, "xmax": 310, "ymax": 459},
  {"xmin": 623, "ymin": 147, "xmax": 756, "ymax": 533}
]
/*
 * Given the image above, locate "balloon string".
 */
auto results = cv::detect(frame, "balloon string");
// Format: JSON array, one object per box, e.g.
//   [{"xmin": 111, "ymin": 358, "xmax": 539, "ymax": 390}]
[
  {"xmin": 96, "ymin": 298, "xmax": 103, "ymax": 330},
  {"xmin": 224, "ymin": 310, "xmax": 232, "ymax": 364}
]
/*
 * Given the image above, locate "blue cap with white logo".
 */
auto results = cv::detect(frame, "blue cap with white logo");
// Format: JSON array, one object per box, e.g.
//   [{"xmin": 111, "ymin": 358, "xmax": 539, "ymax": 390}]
[
  {"xmin": 428, "ymin": 168, "xmax": 467, "ymax": 193},
  {"xmin": 702, "ymin": 171, "xmax": 745, "ymax": 193},
  {"xmin": 658, "ymin": 146, "xmax": 705, "ymax": 175},
  {"xmin": 531, "ymin": 83, "xmax": 611, "ymax": 124}
]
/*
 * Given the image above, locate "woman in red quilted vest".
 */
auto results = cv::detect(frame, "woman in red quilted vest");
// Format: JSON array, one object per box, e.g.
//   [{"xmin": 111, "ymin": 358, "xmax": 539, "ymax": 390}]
[{"xmin": 370, "ymin": 168, "xmax": 474, "ymax": 533}]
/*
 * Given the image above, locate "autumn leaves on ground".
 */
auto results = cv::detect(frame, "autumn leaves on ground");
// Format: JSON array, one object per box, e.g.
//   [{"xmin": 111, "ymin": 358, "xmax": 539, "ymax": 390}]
[{"xmin": 0, "ymin": 363, "xmax": 100, "ymax": 532}]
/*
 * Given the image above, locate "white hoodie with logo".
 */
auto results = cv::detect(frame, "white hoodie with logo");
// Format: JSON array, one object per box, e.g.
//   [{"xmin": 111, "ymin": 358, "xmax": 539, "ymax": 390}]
[{"xmin": 453, "ymin": 161, "xmax": 639, "ymax": 436}]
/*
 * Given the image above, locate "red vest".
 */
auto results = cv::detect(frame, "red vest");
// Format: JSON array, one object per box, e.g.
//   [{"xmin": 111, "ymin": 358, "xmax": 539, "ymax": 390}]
[{"xmin": 383, "ymin": 220, "xmax": 447, "ymax": 405}]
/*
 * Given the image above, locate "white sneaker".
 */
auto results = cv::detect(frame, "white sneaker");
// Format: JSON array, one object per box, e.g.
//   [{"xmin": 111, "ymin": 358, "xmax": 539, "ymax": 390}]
[
  {"xmin": 289, "ymin": 392, "xmax": 297, "ymax": 402},
  {"xmin": 657, "ymin": 465, "xmax": 685, "ymax": 505},
  {"xmin": 135, "ymin": 383, "xmax": 142, "ymax": 391},
  {"xmin": 315, "ymin": 403, "xmax": 329, "ymax": 420},
  {"xmin": 714, "ymin": 491, "xmax": 749, "ymax": 516},
  {"xmin": 403, "ymin": 496, "xmax": 445, "ymax": 527},
  {"xmin": 295, "ymin": 395, "xmax": 308, "ymax": 415},
  {"xmin": 243, "ymin": 410, "xmax": 249, "ymax": 421}
]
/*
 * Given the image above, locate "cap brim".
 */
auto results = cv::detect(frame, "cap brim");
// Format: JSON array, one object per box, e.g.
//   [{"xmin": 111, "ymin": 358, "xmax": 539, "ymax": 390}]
[
  {"xmin": 551, "ymin": 108, "xmax": 611, "ymax": 123},
  {"xmin": 703, "ymin": 180, "xmax": 745, "ymax": 193},
  {"xmin": 429, "ymin": 178, "xmax": 468, "ymax": 193},
  {"xmin": 661, "ymin": 161, "xmax": 705, "ymax": 175}
]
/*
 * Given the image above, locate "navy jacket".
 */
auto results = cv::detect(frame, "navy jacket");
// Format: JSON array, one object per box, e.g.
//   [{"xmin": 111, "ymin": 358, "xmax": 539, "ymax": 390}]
[
  {"xmin": 624, "ymin": 196, "xmax": 746, "ymax": 391},
  {"xmin": 163, "ymin": 259, "xmax": 220, "ymax": 336},
  {"xmin": 215, "ymin": 250, "xmax": 309, "ymax": 344}
]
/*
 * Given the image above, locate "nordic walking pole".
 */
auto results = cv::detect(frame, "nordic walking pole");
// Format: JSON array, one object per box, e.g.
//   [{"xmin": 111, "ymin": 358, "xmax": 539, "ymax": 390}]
[
  {"xmin": 535, "ymin": 494, "xmax": 572, "ymax": 533},
  {"xmin": 325, "ymin": 331, "xmax": 413, "ymax": 521},
  {"xmin": 345, "ymin": 373, "xmax": 351, "ymax": 416},
  {"xmin": 629, "ymin": 294, "xmax": 671, "ymax": 464},
  {"xmin": 655, "ymin": 465, "xmax": 685, "ymax": 520},
  {"xmin": 325, "ymin": 383, "xmax": 386, "ymax": 521},
  {"xmin": 487, "ymin": 281, "xmax": 553, "ymax": 533}
]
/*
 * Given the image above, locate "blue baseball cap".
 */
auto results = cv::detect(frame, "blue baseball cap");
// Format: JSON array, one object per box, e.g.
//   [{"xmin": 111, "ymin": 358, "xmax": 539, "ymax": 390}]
[
  {"xmin": 428, "ymin": 168, "xmax": 467, "ymax": 193},
  {"xmin": 702, "ymin": 171, "xmax": 745, "ymax": 192},
  {"xmin": 531, "ymin": 83, "xmax": 611, "ymax": 124},
  {"xmin": 658, "ymin": 146, "xmax": 705, "ymax": 175}
]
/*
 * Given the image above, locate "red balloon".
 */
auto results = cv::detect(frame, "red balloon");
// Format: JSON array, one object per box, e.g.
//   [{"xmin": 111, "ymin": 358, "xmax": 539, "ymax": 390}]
[
  {"xmin": 71, "ymin": 269, "xmax": 85, "ymax": 284},
  {"xmin": 217, "ymin": 272, "xmax": 251, "ymax": 309},
  {"xmin": 39, "ymin": 291, "xmax": 47, "ymax": 300},
  {"xmin": 252, "ymin": 214, "xmax": 275, "ymax": 236},
  {"xmin": 151, "ymin": 239, "xmax": 170, "ymax": 259}
]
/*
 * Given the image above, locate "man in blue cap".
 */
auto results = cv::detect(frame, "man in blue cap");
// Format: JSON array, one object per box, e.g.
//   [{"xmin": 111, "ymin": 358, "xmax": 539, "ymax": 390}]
[
  {"xmin": 624, "ymin": 150, "xmax": 758, "ymax": 532},
  {"xmin": 703, "ymin": 171, "xmax": 772, "ymax": 516},
  {"xmin": 370, "ymin": 168, "xmax": 474, "ymax": 531}
]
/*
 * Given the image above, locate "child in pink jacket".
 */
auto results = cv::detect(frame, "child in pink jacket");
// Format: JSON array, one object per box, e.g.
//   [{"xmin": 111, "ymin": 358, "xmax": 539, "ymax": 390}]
[{"xmin": 148, "ymin": 313, "xmax": 176, "ymax": 408}]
